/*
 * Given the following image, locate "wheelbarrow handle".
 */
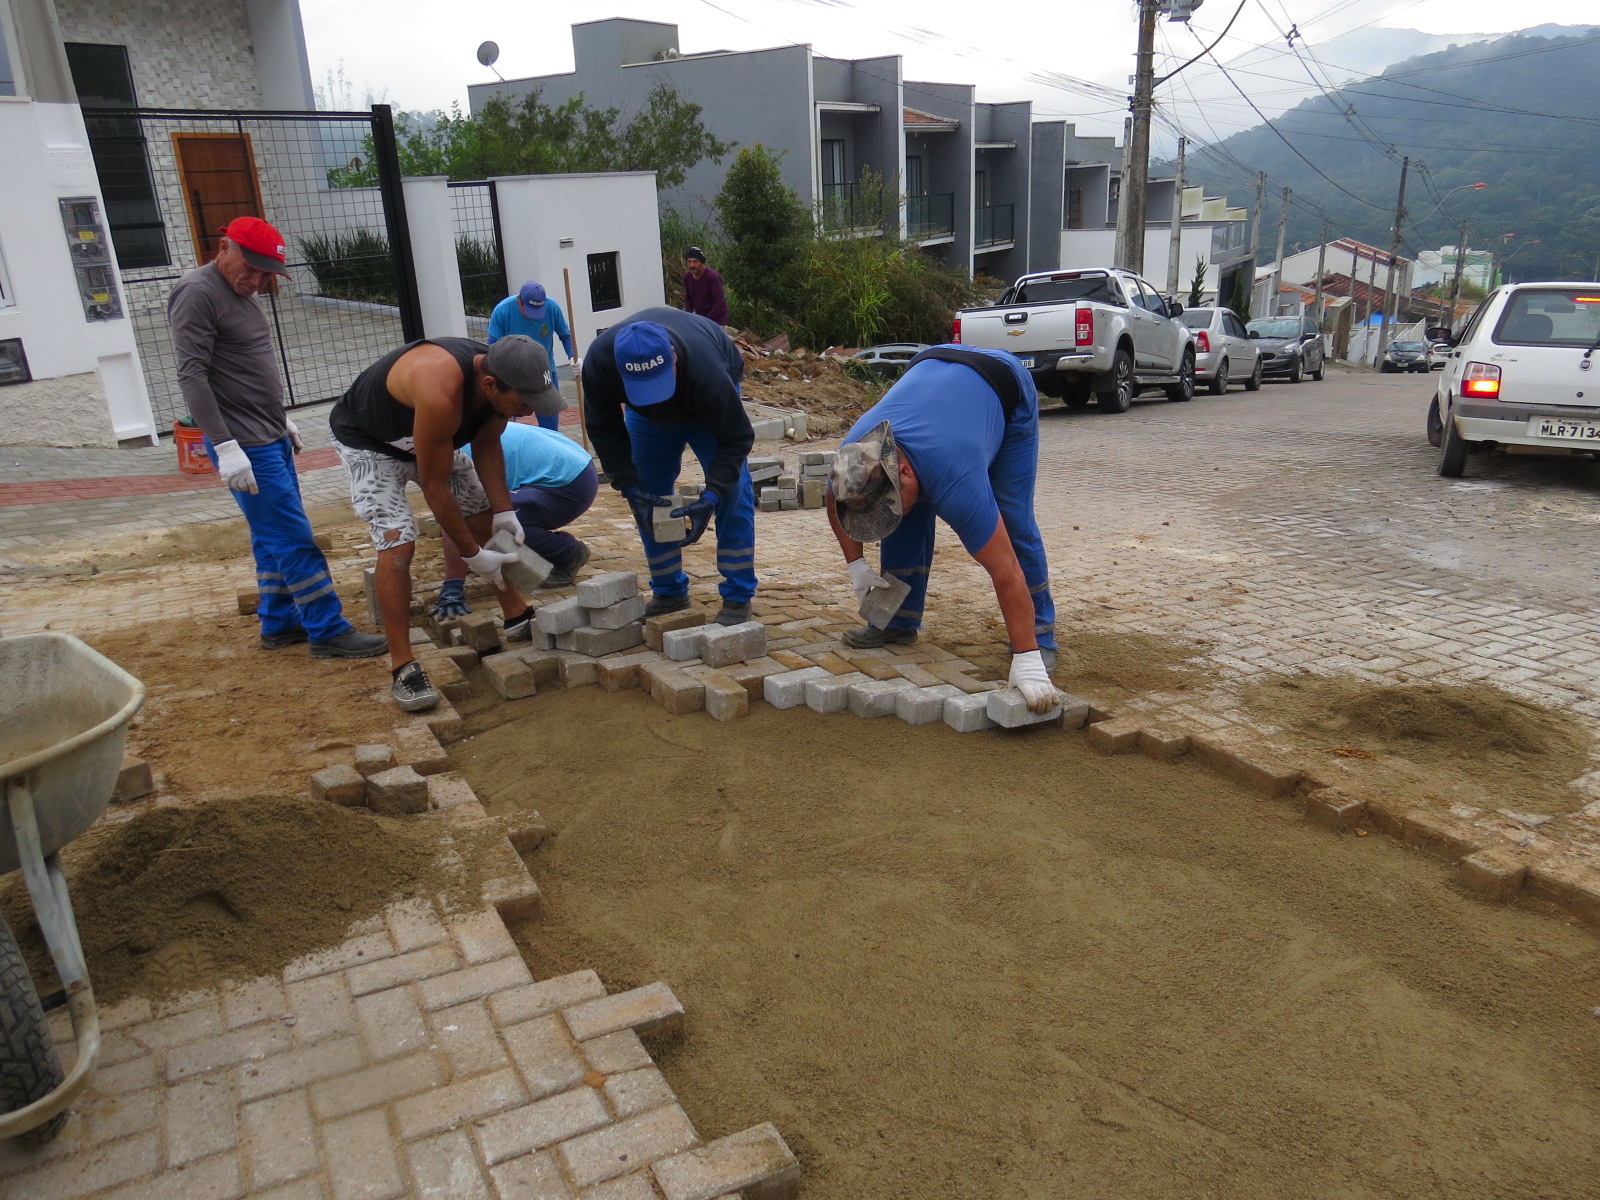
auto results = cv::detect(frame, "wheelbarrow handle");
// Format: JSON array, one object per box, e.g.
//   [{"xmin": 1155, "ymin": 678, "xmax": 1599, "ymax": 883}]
[{"xmin": 0, "ymin": 775, "xmax": 101, "ymax": 1139}]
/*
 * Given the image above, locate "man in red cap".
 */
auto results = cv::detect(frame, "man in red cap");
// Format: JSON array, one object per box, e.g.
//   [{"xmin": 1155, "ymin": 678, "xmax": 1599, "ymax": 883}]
[{"xmin": 168, "ymin": 215, "xmax": 385, "ymax": 660}]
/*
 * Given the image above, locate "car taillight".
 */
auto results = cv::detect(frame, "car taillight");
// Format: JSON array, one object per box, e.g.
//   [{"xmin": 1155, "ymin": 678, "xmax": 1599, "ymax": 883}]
[
  {"xmin": 1461, "ymin": 361, "xmax": 1501, "ymax": 399},
  {"xmin": 951, "ymin": 317, "xmax": 961, "ymax": 343},
  {"xmin": 1075, "ymin": 306, "xmax": 1093, "ymax": 346},
  {"xmin": 1194, "ymin": 330, "xmax": 1210, "ymax": 353}
]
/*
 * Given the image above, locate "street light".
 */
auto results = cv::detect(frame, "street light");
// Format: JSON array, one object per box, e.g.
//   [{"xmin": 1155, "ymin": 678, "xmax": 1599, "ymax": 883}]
[{"xmin": 1410, "ymin": 182, "xmax": 1486, "ymax": 232}]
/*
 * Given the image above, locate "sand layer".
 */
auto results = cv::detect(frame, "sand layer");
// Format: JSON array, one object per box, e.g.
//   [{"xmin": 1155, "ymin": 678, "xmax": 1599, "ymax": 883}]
[{"xmin": 456, "ymin": 687, "xmax": 1600, "ymax": 1200}]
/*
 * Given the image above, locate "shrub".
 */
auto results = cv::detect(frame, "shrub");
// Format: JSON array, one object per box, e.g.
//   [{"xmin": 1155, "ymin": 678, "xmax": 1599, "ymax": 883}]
[
  {"xmin": 456, "ymin": 237, "xmax": 505, "ymax": 317},
  {"xmin": 299, "ymin": 229, "xmax": 398, "ymax": 306}
]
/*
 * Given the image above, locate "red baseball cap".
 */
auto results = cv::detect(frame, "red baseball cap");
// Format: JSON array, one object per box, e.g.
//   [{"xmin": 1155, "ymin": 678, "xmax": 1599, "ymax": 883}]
[{"xmin": 219, "ymin": 216, "xmax": 289, "ymax": 275}]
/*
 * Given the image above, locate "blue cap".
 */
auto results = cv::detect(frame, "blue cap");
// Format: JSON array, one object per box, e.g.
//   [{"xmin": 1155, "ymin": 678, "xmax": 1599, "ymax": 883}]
[
  {"xmin": 517, "ymin": 281, "xmax": 547, "ymax": 320},
  {"xmin": 614, "ymin": 322, "xmax": 676, "ymax": 406}
]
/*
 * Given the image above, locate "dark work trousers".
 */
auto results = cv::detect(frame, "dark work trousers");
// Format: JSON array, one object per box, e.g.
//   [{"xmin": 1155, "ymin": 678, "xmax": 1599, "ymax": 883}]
[{"xmin": 510, "ymin": 461, "xmax": 599, "ymax": 567}]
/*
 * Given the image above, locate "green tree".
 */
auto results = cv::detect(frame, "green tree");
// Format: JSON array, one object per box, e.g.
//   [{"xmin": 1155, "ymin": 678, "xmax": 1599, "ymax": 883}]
[
  {"xmin": 713, "ymin": 145, "xmax": 809, "ymax": 329},
  {"xmin": 1228, "ymin": 271, "xmax": 1252, "ymax": 323},
  {"xmin": 1188, "ymin": 255, "xmax": 1208, "ymax": 307},
  {"xmin": 327, "ymin": 85, "xmax": 728, "ymax": 188}
]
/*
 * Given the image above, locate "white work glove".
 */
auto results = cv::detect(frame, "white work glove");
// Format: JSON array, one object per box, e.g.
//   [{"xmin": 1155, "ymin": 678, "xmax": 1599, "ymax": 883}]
[
  {"xmin": 463, "ymin": 546, "xmax": 518, "ymax": 589},
  {"xmin": 1009, "ymin": 650, "xmax": 1060, "ymax": 714},
  {"xmin": 848, "ymin": 558, "xmax": 886, "ymax": 607},
  {"xmin": 285, "ymin": 419, "xmax": 304, "ymax": 453},
  {"xmin": 491, "ymin": 510, "xmax": 525, "ymax": 546},
  {"xmin": 214, "ymin": 440, "xmax": 257, "ymax": 494},
  {"xmin": 568, "ymin": 355, "xmax": 582, "ymax": 371}
]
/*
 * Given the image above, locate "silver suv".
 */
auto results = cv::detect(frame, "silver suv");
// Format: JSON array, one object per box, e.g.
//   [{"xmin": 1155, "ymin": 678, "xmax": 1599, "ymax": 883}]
[{"xmin": 1429, "ymin": 282, "xmax": 1600, "ymax": 477}]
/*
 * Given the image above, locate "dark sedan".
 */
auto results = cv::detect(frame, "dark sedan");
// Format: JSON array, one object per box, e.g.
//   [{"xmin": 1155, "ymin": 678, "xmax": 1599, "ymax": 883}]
[{"xmin": 1246, "ymin": 316, "xmax": 1325, "ymax": 382}]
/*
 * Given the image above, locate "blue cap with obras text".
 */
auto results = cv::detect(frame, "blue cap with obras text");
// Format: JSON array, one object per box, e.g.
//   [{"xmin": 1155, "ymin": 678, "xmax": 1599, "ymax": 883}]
[{"xmin": 614, "ymin": 322, "xmax": 676, "ymax": 406}]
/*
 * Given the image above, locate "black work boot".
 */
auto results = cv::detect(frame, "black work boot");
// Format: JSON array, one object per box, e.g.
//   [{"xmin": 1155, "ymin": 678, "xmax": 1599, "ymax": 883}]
[
  {"xmin": 842, "ymin": 626, "xmax": 918, "ymax": 649},
  {"xmin": 642, "ymin": 593, "xmax": 692, "ymax": 619}
]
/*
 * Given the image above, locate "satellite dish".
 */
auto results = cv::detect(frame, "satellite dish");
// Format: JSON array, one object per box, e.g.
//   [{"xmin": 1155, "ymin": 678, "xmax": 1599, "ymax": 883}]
[{"xmin": 476, "ymin": 41, "xmax": 500, "ymax": 68}]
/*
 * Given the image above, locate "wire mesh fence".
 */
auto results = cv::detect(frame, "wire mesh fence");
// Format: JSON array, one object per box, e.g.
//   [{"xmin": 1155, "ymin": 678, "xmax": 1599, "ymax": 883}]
[
  {"xmin": 449, "ymin": 181, "xmax": 507, "ymax": 336},
  {"xmin": 82, "ymin": 106, "xmax": 419, "ymax": 431}
]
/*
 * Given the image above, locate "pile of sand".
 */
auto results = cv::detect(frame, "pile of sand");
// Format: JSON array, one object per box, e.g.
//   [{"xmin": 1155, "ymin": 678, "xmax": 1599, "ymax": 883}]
[{"xmin": 0, "ymin": 796, "xmax": 455, "ymax": 1003}]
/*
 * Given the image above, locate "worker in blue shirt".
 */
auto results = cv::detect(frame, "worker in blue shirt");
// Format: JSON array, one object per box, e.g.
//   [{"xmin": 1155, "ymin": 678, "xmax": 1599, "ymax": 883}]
[
  {"xmin": 488, "ymin": 282, "xmax": 577, "ymax": 432},
  {"xmin": 581, "ymin": 307, "xmax": 757, "ymax": 626},
  {"xmin": 432, "ymin": 420, "xmax": 599, "ymax": 617},
  {"xmin": 828, "ymin": 345, "xmax": 1061, "ymax": 713}
]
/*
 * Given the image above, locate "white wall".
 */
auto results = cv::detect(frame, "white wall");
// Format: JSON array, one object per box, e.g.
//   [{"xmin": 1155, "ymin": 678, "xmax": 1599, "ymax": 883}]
[
  {"xmin": 1057, "ymin": 226, "xmax": 1220, "ymax": 297},
  {"xmin": 491, "ymin": 172, "xmax": 665, "ymax": 351},
  {"xmin": 0, "ymin": 99, "xmax": 154, "ymax": 445}
]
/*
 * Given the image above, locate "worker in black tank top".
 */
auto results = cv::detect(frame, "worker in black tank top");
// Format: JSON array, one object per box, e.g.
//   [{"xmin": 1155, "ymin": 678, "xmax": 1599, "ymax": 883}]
[{"xmin": 328, "ymin": 335, "xmax": 567, "ymax": 712}]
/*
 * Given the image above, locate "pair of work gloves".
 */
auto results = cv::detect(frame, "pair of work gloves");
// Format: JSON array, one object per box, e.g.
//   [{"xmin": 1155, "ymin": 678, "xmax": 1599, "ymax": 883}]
[
  {"xmin": 433, "ymin": 509, "xmax": 526, "ymax": 614},
  {"xmin": 214, "ymin": 420, "xmax": 305, "ymax": 494},
  {"xmin": 848, "ymin": 559, "xmax": 1060, "ymax": 714},
  {"xmin": 622, "ymin": 487, "xmax": 718, "ymax": 546}
]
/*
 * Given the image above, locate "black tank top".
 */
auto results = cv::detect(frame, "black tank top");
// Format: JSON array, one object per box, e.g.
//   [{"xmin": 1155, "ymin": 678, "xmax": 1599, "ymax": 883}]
[{"xmin": 330, "ymin": 338, "xmax": 496, "ymax": 461}]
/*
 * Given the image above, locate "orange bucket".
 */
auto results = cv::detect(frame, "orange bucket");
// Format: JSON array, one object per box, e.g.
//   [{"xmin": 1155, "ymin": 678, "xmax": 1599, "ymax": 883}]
[{"xmin": 173, "ymin": 422, "xmax": 214, "ymax": 474}]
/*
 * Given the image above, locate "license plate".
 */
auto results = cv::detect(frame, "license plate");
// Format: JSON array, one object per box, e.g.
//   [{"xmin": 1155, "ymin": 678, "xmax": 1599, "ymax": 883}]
[
  {"xmin": 1018, "ymin": 356, "xmax": 1035, "ymax": 369},
  {"xmin": 1532, "ymin": 417, "xmax": 1600, "ymax": 441}
]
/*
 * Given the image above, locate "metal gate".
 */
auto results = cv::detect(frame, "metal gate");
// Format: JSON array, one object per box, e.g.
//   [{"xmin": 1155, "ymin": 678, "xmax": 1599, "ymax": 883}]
[
  {"xmin": 448, "ymin": 181, "xmax": 508, "ymax": 339},
  {"xmin": 79, "ymin": 104, "xmax": 422, "ymax": 431}
]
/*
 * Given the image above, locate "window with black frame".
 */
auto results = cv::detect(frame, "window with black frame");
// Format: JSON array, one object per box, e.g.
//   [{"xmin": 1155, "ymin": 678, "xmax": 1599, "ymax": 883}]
[
  {"xmin": 64, "ymin": 43, "xmax": 170, "ymax": 269},
  {"xmin": 587, "ymin": 252, "xmax": 622, "ymax": 312}
]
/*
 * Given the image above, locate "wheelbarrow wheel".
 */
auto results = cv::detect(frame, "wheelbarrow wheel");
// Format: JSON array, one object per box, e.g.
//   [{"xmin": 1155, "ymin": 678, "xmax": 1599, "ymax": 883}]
[{"xmin": 0, "ymin": 914, "xmax": 66, "ymax": 1145}]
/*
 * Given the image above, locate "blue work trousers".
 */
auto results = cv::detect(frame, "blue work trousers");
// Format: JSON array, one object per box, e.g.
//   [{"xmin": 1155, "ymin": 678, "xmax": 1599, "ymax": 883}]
[
  {"xmin": 510, "ymin": 462, "xmax": 599, "ymax": 567},
  {"xmin": 623, "ymin": 410, "xmax": 757, "ymax": 604},
  {"xmin": 876, "ymin": 404, "xmax": 1057, "ymax": 653},
  {"xmin": 206, "ymin": 435, "xmax": 351, "ymax": 641}
]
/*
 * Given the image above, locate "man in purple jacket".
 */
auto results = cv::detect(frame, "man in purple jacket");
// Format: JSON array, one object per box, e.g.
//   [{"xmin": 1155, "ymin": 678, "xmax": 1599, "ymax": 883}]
[{"xmin": 682, "ymin": 247, "xmax": 729, "ymax": 328}]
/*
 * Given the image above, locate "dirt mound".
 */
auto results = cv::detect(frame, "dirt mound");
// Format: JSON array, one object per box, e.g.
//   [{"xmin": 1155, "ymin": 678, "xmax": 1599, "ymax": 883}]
[
  {"xmin": 1243, "ymin": 676, "xmax": 1593, "ymax": 809},
  {"xmin": 1053, "ymin": 629, "xmax": 1205, "ymax": 698},
  {"xmin": 738, "ymin": 345, "xmax": 882, "ymax": 435},
  {"xmin": 0, "ymin": 796, "xmax": 452, "ymax": 1004}
]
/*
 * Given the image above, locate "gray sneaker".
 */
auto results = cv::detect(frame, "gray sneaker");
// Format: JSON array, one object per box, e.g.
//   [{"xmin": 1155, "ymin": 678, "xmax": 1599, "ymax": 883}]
[
  {"xmin": 310, "ymin": 630, "xmax": 388, "ymax": 658},
  {"xmin": 391, "ymin": 661, "xmax": 440, "ymax": 712}
]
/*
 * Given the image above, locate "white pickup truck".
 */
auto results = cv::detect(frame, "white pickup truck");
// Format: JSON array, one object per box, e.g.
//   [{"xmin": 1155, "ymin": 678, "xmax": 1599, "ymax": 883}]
[{"xmin": 952, "ymin": 267, "xmax": 1196, "ymax": 412}]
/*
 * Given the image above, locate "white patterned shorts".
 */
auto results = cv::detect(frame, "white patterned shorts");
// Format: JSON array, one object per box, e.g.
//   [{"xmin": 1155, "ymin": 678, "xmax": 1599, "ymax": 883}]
[{"xmin": 333, "ymin": 440, "xmax": 489, "ymax": 550}]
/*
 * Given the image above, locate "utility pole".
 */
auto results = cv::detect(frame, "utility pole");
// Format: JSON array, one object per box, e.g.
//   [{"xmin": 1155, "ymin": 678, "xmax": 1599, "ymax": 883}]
[
  {"xmin": 1166, "ymin": 137, "xmax": 1187, "ymax": 299},
  {"xmin": 1312, "ymin": 218, "xmax": 1330, "ymax": 323},
  {"xmin": 1447, "ymin": 218, "xmax": 1468, "ymax": 331},
  {"xmin": 1246, "ymin": 171, "xmax": 1265, "ymax": 316},
  {"xmin": 1115, "ymin": 0, "xmax": 1159, "ymax": 274},
  {"xmin": 1375, "ymin": 154, "xmax": 1409, "ymax": 366},
  {"xmin": 1270, "ymin": 186, "xmax": 1290, "ymax": 317},
  {"xmin": 1114, "ymin": 116, "xmax": 1134, "ymax": 269}
]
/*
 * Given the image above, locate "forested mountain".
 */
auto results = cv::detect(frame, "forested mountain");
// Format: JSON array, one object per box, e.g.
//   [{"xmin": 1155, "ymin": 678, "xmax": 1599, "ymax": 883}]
[{"xmin": 1168, "ymin": 29, "xmax": 1600, "ymax": 282}]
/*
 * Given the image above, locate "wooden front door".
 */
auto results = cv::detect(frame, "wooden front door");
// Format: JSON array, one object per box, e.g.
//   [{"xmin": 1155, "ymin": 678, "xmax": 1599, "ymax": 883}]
[{"xmin": 173, "ymin": 132, "xmax": 262, "ymax": 265}]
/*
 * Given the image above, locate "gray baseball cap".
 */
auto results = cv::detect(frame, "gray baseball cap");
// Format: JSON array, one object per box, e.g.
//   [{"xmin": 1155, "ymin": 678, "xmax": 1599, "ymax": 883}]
[
  {"xmin": 830, "ymin": 420, "xmax": 902, "ymax": 543},
  {"xmin": 484, "ymin": 335, "xmax": 566, "ymax": 417}
]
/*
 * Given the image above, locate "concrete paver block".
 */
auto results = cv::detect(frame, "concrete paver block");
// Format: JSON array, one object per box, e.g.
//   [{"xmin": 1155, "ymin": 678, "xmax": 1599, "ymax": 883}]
[
  {"xmin": 800, "ymin": 479, "xmax": 824, "ymax": 509},
  {"xmin": 645, "ymin": 609, "xmax": 708, "ymax": 652},
  {"xmin": 484, "ymin": 653, "xmax": 539, "ymax": 701},
  {"xmin": 763, "ymin": 667, "xmax": 830, "ymax": 709},
  {"xmin": 112, "ymin": 754, "xmax": 154, "ymax": 802},
  {"xmin": 1138, "ymin": 726, "xmax": 1189, "ymax": 759},
  {"xmin": 236, "ymin": 588, "xmax": 259, "ymax": 616},
  {"xmin": 1302, "ymin": 787, "xmax": 1365, "ymax": 832},
  {"xmin": 698, "ymin": 670, "xmax": 749, "ymax": 722},
  {"xmin": 366, "ymin": 765, "xmax": 430, "ymax": 816},
  {"xmin": 986, "ymin": 688, "xmax": 1064, "ymax": 729},
  {"xmin": 1458, "ymin": 849, "xmax": 1528, "ymax": 900},
  {"xmin": 396, "ymin": 723, "xmax": 451, "ymax": 775},
  {"xmin": 475, "ymin": 1085, "xmax": 612, "ymax": 1166},
  {"xmin": 487, "ymin": 529, "xmax": 555, "ymax": 592},
  {"xmin": 420, "ymin": 652, "xmax": 473, "ymax": 702},
  {"xmin": 590, "ymin": 594, "xmax": 648, "ymax": 630},
  {"xmin": 1190, "ymin": 736, "xmax": 1304, "ymax": 799},
  {"xmin": 582, "ymin": 1030, "xmax": 653, "ymax": 1075},
  {"xmin": 459, "ymin": 612, "xmax": 503, "ymax": 655},
  {"xmin": 723, "ymin": 657, "xmax": 789, "ymax": 699},
  {"xmin": 858, "ymin": 574, "xmax": 912, "ymax": 630},
  {"xmin": 1086, "ymin": 717, "xmax": 1141, "ymax": 754},
  {"xmin": 805, "ymin": 671, "xmax": 870, "ymax": 713},
  {"xmin": 943, "ymin": 692, "xmax": 996, "ymax": 732},
  {"xmin": 699, "ymin": 621, "xmax": 767, "ymax": 668},
  {"xmin": 491, "ymin": 970, "xmax": 607, "ymax": 1027},
  {"xmin": 653, "ymin": 1123, "xmax": 801, "ymax": 1200},
  {"xmin": 513, "ymin": 648, "xmax": 565, "ymax": 685},
  {"xmin": 440, "ymin": 644, "xmax": 480, "ymax": 672},
  {"xmin": 847, "ymin": 677, "xmax": 916, "ymax": 718},
  {"xmin": 560, "ymin": 623, "xmax": 646, "ymax": 657},
  {"xmin": 1402, "ymin": 810, "xmax": 1481, "ymax": 862},
  {"xmin": 644, "ymin": 663, "xmax": 705, "ymax": 716},
  {"xmin": 605, "ymin": 1067, "xmax": 677, "ymax": 1120},
  {"xmin": 576, "ymin": 571, "xmax": 639, "ymax": 609},
  {"xmin": 556, "ymin": 1104, "xmax": 699, "ymax": 1190},
  {"xmin": 652, "ymin": 496, "xmax": 693, "ymax": 544},
  {"xmin": 311, "ymin": 763, "xmax": 367, "ymax": 807},
  {"xmin": 894, "ymin": 683, "xmax": 963, "ymax": 725},
  {"xmin": 564, "ymin": 982, "xmax": 685, "ymax": 1042},
  {"xmin": 555, "ymin": 652, "xmax": 600, "ymax": 688},
  {"xmin": 598, "ymin": 650, "xmax": 663, "ymax": 691},
  {"xmin": 537, "ymin": 596, "xmax": 588, "ymax": 636},
  {"xmin": 663, "ymin": 626, "xmax": 708, "ymax": 662},
  {"xmin": 489, "ymin": 1152, "xmax": 572, "ymax": 1200},
  {"xmin": 353, "ymin": 744, "xmax": 397, "ymax": 777}
]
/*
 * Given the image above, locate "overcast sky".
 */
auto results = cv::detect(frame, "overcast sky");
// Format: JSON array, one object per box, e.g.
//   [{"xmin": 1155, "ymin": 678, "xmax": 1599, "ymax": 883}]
[{"xmin": 300, "ymin": 0, "xmax": 1582, "ymax": 148}]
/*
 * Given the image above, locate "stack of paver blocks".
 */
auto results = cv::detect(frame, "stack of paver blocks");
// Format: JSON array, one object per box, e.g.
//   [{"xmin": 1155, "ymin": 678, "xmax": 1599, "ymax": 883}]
[
  {"xmin": 531, "ymin": 571, "xmax": 647, "ymax": 658},
  {"xmin": 755, "ymin": 450, "xmax": 833, "ymax": 513},
  {"xmin": 796, "ymin": 450, "xmax": 834, "ymax": 510}
]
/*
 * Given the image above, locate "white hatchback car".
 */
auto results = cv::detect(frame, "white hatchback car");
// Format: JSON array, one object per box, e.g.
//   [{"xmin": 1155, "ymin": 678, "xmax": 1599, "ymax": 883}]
[{"xmin": 1429, "ymin": 282, "xmax": 1600, "ymax": 476}]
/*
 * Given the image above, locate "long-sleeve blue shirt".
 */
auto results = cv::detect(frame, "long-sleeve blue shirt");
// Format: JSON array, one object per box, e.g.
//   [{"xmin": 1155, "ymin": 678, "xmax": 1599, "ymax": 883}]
[
  {"xmin": 487, "ymin": 295, "xmax": 574, "ymax": 359},
  {"xmin": 581, "ymin": 307, "xmax": 751, "ymax": 499}
]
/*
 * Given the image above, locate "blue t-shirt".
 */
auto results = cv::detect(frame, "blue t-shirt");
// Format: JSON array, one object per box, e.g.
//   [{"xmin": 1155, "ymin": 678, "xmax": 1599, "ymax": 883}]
[
  {"xmin": 842, "ymin": 347, "xmax": 1033, "ymax": 554},
  {"xmin": 465, "ymin": 420, "xmax": 591, "ymax": 490},
  {"xmin": 487, "ymin": 296, "xmax": 573, "ymax": 360}
]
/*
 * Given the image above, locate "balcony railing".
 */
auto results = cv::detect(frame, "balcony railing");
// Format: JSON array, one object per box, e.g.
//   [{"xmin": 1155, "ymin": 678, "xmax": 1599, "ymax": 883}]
[
  {"xmin": 907, "ymin": 192, "xmax": 955, "ymax": 240},
  {"xmin": 976, "ymin": 203, "xmax": 1014, "ymax": 247},
  {"xmin": 821, "ymin": 182, "xmax": 869, "ymax": 232}
]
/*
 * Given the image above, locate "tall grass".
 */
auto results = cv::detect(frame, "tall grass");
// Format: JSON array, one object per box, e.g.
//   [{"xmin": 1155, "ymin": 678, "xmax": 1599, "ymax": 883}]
[
  {"xmin": 456, "ymin": 237, "xmax": 505, "ymax": 317},
  {"xmin": 298, "ymin": 229, "xmax": 398, "ymax": 305}
]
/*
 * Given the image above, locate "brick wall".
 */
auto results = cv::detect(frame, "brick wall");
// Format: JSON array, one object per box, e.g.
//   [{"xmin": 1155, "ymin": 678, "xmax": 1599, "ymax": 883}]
[{"xmin": 54, "ymin": 0, "xmax": 263, "ymax": 109}]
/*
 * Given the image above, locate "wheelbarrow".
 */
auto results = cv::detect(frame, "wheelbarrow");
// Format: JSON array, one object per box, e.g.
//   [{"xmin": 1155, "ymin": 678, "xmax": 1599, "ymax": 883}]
[{"xmin": 0, "ymin": 633, "xmax": 144, "ymax": 1143}]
